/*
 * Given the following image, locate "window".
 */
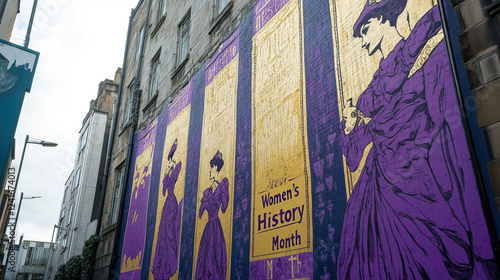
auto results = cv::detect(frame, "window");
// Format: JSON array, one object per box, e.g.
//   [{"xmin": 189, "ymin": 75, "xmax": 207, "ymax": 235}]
[
  {"xmin": 109, "ymin": 167, "xmax": 123, "ymax": 225},
  {"xmin": 73, "ymin": 168, "xmax": 81, "ymax": 190},
  {"xmin": 134, "ymin": 25, "xmax": 145, "ymax": 65},
  {"xmin": 77, "ymin": 127, "xmax": 88, "ymax": 161},
  {"xmin": 80, "ymin": 128, "xmax": 88, "ymax": 151},
  {"xmin": 59, "ymin": 208, "xmax": 65, "ymax": 226},
  {"xmin": 217, "ymin": 0, "xmax": 230, "ymax": 14},
  {"xmin": 125, "ymin": 82, "xmax": 134, "ymax": 122},
  {"xmin": 25, "ymin": 246, "xmax": 49, "ymax": 266},
  {"xmin": 157, "ymin": 0, "xmax": 167, "ymax": 22},
  {"xmin": 177, "ymin": 14, "xmax": 190, "ymax": 65},
  {"xmin": 63, "ymin": 187, "xmax": 68, "ymax": 203},
  {"xmin": 150, "ymin": 56, "xmax": 160, "ymax": 98},
  {"xmin": 67, "ymin": 204, "xmax": 73, "ymax": 226}
]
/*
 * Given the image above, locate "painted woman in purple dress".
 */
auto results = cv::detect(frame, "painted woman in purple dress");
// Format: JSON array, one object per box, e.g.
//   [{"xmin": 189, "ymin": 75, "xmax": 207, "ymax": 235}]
[
  {"xmin": 195, "ymin": 151, "xmax": 229, "ymax": 280},
  {"xmin": 337, "ymin": 0, "xmax": 498, "ymax": 279},
  {"xmin": 152, "ymin": 139, "xmax": 183, "ymax": 279}
]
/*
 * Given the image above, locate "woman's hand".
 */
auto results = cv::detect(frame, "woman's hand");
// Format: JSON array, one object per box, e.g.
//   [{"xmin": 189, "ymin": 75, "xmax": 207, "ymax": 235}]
[{"xmin": 343, "ymin": 106, "xmax": 359, "ymax": 134}]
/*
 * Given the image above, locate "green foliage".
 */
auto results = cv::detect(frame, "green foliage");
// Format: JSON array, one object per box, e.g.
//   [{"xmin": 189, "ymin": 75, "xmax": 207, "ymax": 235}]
[
  {"xmin": 54, "ymin": 234, "xmax": 103, "ymax": 280},
  {"xmin": 54, "ymin": 255, "xmax": 82, "ymax": 280}
]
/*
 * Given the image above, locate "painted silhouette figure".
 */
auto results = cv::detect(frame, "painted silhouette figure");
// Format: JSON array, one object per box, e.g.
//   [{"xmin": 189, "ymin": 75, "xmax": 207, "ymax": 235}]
[
  {"xmin": 152, "ymin": 139, "xmax": 183, "ymax": 279},
  {"xmin": 195, "ymin": 151, "xmax": 229, "ymax": 280},
  {"xmin": 122, "ymin": 149, "xmax": 153, "ymax": 272},
  {"xmin": 338, "ymin": 0, "xmax": 497, "ymax": 279}
]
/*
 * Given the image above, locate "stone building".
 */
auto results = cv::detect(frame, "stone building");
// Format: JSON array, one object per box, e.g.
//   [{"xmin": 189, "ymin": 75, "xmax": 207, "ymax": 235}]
[
  {"xmin": 45, "ymin": 72, "xmax": 119, "ymax": 280},
  {"xmin": 0, "ymin": 0, "xmax": 20, "ymax": 41},
  {"xmin": 450, "ymin": 0, "xmax": 500, "ymax": 240},
  {"xmin": 93, "ymin": 0, "xmax": 500, "ymax": 279}
]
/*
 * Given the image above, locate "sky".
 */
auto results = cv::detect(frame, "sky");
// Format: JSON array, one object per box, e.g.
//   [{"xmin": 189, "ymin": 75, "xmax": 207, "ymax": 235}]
[{"xmin": 10, "ymin": 0, "xmax": 139, "ymax": 243}]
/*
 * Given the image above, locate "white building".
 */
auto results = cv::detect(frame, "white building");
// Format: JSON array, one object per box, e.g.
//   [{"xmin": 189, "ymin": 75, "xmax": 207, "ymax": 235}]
[
  {"xmin": 3, "ymin": 240, "xmax": 50, "ymax": 280},
  {"xmin": 45, "ymin": 72, "xmax": 119, "ymax": 280}
]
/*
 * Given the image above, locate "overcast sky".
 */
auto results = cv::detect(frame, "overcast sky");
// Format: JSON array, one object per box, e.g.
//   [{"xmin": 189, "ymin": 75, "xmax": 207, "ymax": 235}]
[{"xmin": 10, "ymin": 0, "xmax": 139, "ymax": 243}]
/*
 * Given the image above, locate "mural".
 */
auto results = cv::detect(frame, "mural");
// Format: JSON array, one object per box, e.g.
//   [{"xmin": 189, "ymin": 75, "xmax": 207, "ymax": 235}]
[
  {"xmin": 116, "ymin": 0, "xmax": 499, "ymax": 279},
  {"xmin": 149, "ymin": 80, "xmax": 193, "ymax": 279},
  {"xmin": 192, "ymin": 30, "xmax": 239, "ymax": 280},
  {"xmin": 250, "ymin": 0, "xmax": 313, "ymax": 278},
  {"xmin": 330, "ymin": 0, "xmax": 498, "ymax": 279},
  {"xmin": 120, "ymin": 120, "xmax": 157, "ymax": 279}
]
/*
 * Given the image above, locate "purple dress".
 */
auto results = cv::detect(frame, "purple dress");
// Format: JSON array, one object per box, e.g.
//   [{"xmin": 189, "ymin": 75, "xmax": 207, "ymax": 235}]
[
  {"xmin": 152, "ymin": 162, "xmax": 182, "ymax": 280},
  {"xmin": 337, "ymin": 7, "xmax": 497, "ymax": 279},
  {"xmin": 195, "ymin": 178, "xmax": 229, "ymax": 280}
]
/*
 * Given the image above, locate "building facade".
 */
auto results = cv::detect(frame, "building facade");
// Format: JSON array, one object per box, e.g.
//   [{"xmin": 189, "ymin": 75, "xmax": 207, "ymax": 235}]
[
  {"xmin": 4, "ymin": 240, "xmax": 50, "ymax": 280},
  {"xmin": 45, "ymin": 73, "xmax": 119, "ymax": 280},
  {"xmin": 94, "ymin": 0, "xmax": 500, "ymax": 279},
  {"xmin": 0, "ymin": 0, "xmax": 20, "ymax": 41}
]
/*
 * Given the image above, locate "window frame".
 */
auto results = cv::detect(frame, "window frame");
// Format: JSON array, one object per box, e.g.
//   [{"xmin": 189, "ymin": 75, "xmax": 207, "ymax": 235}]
[
  {"xmin": 217, "ymin": 0, "xmax": 231, "ymax": 14},
  {"xmin": 149, "ymin": 54, "xmax": 160, "ymax": 99},
  {"xmin": 109, "ymin": 166, "xmax": 123, "ymax": 225},
  {"xmin": 73, "ymin": 168, "xmax": 81, "ymax": 190},
  {"xmin": 157, "ymin": 0, "xmax": 167, "ymax": 23},
  {"xmin": 66, "ymin": 204, "xmax": 73, "ymax": 226},
  {"xmin": 177, "ymin": 12, "xmax": 191, "ymax": 66},
  {"xmin": 134, "ymin": 24, "xmax": 145, "ymax": 65},
  {"xmin": 124, "ymin": 80, "xmax": 135, "ymax": 124}
]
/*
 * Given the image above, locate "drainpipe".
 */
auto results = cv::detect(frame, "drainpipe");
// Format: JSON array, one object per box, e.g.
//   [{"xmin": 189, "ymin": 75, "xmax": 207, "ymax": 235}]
[
  {"xmin": 88, "ymin": 9, "xmax": 134, "ymax": 280},
  {"xmin": 437, "ymin": 0, "xmax": 500, "ymax": 263},
  {"xmin": 108, "ymin": 0, "xmax": 153, "ymax": 278}
]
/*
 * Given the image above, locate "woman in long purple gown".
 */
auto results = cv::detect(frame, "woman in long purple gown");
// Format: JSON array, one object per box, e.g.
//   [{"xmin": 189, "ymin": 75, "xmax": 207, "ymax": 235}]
[
  {"xmin": 195, "ymin": 151, "xmax": 229, "ymax": 280},
  {"xmin": 337, "ymin": 0, "xmax": 497, "ymax": 279},
  {"xmin": 152, "ymin": 140, "xmax": 183, "ymax": 279}
]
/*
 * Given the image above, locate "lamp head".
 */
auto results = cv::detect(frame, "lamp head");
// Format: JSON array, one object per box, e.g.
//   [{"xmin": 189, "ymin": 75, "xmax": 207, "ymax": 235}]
[{"xmin": 40, "ymin": 141, "xmax": 57, "ymax": 147}]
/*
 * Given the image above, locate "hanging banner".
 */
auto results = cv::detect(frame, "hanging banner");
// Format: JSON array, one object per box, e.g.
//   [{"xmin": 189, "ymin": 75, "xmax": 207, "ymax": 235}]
[
  {"xmin": 149, "ymin": 79, "xmax": 193, "ymax": 280},
  {"xmin": 329, "ymin": 0, "xmax": 497, "ymax": 279},
  {"xmin": 192, "ymin": 30, "xmax": 239, "ymax": 280},
  {"xmin": 250, "ymin": 0, "xmax": 313, "ymax": 278},
  {"xmin": 120, "ymin": 120, "xmax": 157, "ymax": 280}
]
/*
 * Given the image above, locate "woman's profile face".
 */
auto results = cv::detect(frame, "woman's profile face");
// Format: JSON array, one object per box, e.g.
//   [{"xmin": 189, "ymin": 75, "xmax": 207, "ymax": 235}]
[
  {"xmin": 360, "ymin": 17, "xmax": 386, "ymax": 55},
  {"xmin": 209, "ymin": 164, "xmax": 218, "ymax": 180}
]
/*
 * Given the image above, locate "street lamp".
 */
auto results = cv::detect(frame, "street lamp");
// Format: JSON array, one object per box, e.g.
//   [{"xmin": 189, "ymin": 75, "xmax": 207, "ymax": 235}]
[
  {"xmin": 6, "ymin": 135, "xmax": 56, "ymax": 238},
  {"xmin": 44, "ymin": 225, "xmax": 66, "ymax": 280},
  {"xmin": 2, "ymin": 135, "xmax": 56, "ymax": 279},
  {"xmin": 12, "ymin": 135, "xmax": 58, "ymax": 199}
]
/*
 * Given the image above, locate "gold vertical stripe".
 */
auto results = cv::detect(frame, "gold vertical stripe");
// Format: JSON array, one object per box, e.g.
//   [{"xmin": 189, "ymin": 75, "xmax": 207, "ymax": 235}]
[
  {"xmin": 192, "ymin": 55, "xmax": 239, "ymax": 280},
  {"xmin": 148, "ymin": 105, "xmax": 191, "ymax": 279},
  {"xmin": 250, "ymin": 0, "xmax": 312, "ymax": 261}
]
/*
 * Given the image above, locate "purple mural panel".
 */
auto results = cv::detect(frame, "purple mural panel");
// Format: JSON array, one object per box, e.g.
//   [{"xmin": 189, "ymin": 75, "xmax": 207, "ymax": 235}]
[
  {"xmin": 249, "ymin": 252, "xmax": 313, "ymax": 280},
  {"xmin": 205, "ymin": 28, "xmax": 239, "ymax": 86},
  {"xmin": 120, "ymin": 120, "xmax": 158, "ymax": 279},
  {"xmin": 336, "ymin": 1, "xmax": 498, "ymax": 279},
  {"xmin": 253, "ymin": 0, "xmax": 291, "ymax": 35},
  {"xmin": 167, "ymin": 80, "xmax": 193, "ymax": 126}
]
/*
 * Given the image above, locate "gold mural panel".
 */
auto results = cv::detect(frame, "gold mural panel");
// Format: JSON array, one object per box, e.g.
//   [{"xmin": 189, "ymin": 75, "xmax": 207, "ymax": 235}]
[
  {"xmin": 250, "ymin": 0, "xmax": 312, "ymax": 261},
  {"xmin": 328, "ymin": 0, "xmax": 436, "ymax": 199},
  {"xmin": 192, "ymin": 56, "xmax": 239, "ymax": 280},
  {"xmin": 148, "ymin": 104, "xmax": 191, "ymax": 279}
]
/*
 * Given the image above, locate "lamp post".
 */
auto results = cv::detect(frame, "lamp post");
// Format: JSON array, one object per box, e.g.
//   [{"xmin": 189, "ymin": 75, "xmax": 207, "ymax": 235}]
[
  {"xmin": 44, "ymin": 225, "xmax": 64, "ymax": 280},
  {"xmin": 2, "ymin": 135, "xmax": 56, "ymax": 279}
]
